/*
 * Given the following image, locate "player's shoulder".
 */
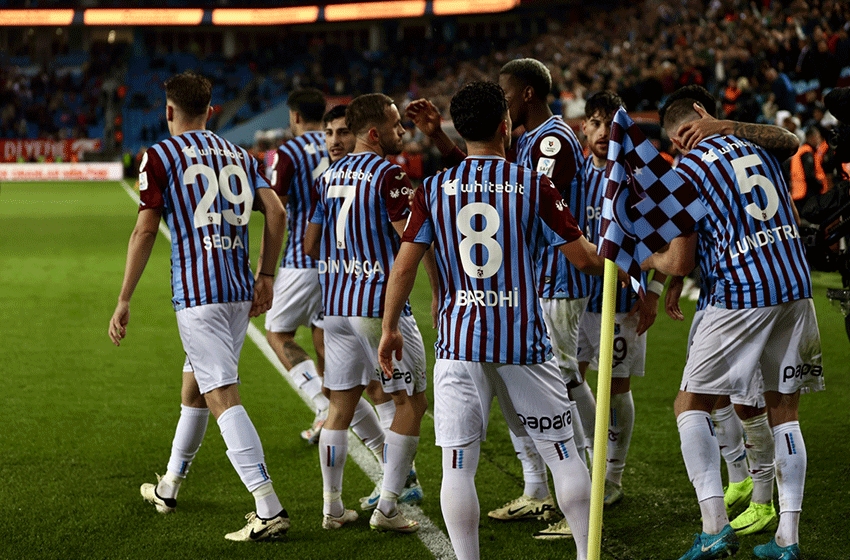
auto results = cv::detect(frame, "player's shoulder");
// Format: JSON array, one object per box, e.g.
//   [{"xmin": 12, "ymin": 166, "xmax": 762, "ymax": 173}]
[{"xmin": 533, "ymin": 117, "xmax": 580, "ymax": 151}]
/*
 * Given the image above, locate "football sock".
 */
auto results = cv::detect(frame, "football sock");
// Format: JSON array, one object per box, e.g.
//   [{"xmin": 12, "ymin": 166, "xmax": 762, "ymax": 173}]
[
  {"xmin": 677, "ymin": 410, "xmax": 726, "ymax": 533},
  {"xmin": 252, "ymin": 482, "xmax": 283, "ymax": 520},
  {"xmin": 319, "ymin": 428, "xmax": 348, "ymax": 517},
  {"xmin": 773, "ymin": 421, "xmax": 805, "ymax": 547},
  {"xmin": 441, "ymin": 443, "xmax": 481, "ymax": 560},
  {"xmin": 349, "ymin": 397, "xmax": 385, "ymax": 464},
  {"xmin": 607, "ymin": 391, "xmax": 634, "ymax": 486},
  {"xmin": 508, "ymin": 431, "xmax": 549, "ymax": 499},
  {"xmin": 570, "ymin": 381, "xmax": 596, "ymax": 459},
  {"xmin": 160, "ymin": 405, "xmax": 209, "ymax": 499},
  {"xmin": 742, "ymin": 412, "xmax": 775, "ymax": 504},
  {"xmin": 535, "ymin": 437, "xmax": 590, "ymax": 560},
  {"xmin": 289, "ymin": 360, "xmax": 328, "ymax": 411},
  {"xmin": 217, "ymin": 405, "xmax": 274, "ymax": 493},
  {"xmin": 375, "ymin": 400, "xmax": 396, "ymax": 432},
  {"xmin": 711, "ymin": 404, "xmax": 749, "ymax": 484},
  {"xmin": 377, "ymin": 431, "xmax": 419, "ymax": 516},
  {"xmin": 569, "ymin": 400, "xmax": 587, "ymax": 466}
]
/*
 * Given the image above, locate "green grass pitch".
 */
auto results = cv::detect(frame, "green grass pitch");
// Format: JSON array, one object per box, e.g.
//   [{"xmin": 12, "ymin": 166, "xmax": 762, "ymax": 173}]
[{"xmin": 1, "ymin": 181, "xmax": 848, "ymax": 560}]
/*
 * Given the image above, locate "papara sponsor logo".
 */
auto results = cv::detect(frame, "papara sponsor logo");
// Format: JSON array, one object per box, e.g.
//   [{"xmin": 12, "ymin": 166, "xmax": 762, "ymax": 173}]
[
  {"xmin": 782, "ymin": 363, "xmax": 823, "ymax": 383},
  {"xmin": 456, "ymin": 289, "xmax": 520, "ymax": 307},
  {"xmin": 377, "ymin": 367, "xmax": 413, "ymax": 386},
  {"xmin": 203, "ymin": 234, "xmax": 245, "ymax": 251},
  {"xmin": 518, "ymin": 409, "xmax": 571, "ymax": 433},
  {"xmin": 317, "ymin": 259, "xmax": 385, "ymax": 277},
  {"xmin": 728, "ymin": 225, "xmax": 800, "ymax": 259},
  {"xmin": 442, "ymin": 178, "xmax": 525, "ymax": 196}
]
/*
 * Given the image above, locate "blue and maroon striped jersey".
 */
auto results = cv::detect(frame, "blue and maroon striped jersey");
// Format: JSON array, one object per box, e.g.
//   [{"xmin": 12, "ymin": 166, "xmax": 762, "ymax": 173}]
[
  {"xmin": 311, "ymin": 152, "xmax": 413, "ymax": 318},
  {"xmin": 581, "ymin": 158, "xmax": 639, "ymax": 313},
  {"xmin": 271, "ymin": 131, "xmax": 329, "ymax": 268},
  {"xmin": 515, "ymin": 116, "xmax": 589, "ymax": 300},
  {"xmin": 403, "ymin": 156, "xmax": 583, "ymax": 365},
  {"xmin": 139, "ymin": 130, "xmax": 266, "ymax": 311},
  {"xmin": 676, "ymin": 134, "xmax": 812, "ymax": 309}
]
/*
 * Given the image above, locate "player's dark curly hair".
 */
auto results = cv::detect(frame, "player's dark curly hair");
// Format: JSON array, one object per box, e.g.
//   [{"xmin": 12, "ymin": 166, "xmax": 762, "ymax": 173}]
[
  {"xmin": 450, "ymin": 81, "xmax": 508, "ymax": 142},
  {"xmin": 323, "ymin": 104, "xmax": 348, "ymax": 125},
  {"xmin": 659, "ymin": 85, "xmax": 718, "ymax": 129},
  {"xmin": 164, "ymin": 71, "xmax": 211, "ymax": 117},
  {"xmin": 499, "ymin": 58, "xmax": 551, "ymax": 100},
  {"xmin": 288, "ymin": 88, "xmax": 327, "ymax": 123},
  {"xmin": 585, "ymin": 91, "xmax": 624, "ymax": 120}
]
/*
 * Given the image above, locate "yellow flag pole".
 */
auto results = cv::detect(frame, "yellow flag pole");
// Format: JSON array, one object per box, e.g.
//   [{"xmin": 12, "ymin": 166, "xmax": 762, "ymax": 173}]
[{"xmin": 587, "ymin": 258, "xmax": 619, "ymax": 560}]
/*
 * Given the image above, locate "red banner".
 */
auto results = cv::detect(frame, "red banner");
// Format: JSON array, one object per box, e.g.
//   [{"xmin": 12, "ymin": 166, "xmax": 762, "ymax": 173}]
[{"xmin": 0, "ymin": 139, "xmax": 102, "ymax": 163}]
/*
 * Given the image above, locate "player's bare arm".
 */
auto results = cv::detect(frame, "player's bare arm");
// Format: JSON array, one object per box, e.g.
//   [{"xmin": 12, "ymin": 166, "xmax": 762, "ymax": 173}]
[
  {"xmin": 664, "ymin": 276, "xmax": 686, "ymax": 321},
  {"xmin": 642, "ymin": 232, "xmax": 698, "ymax": 277},
  {"xmin": 558, "ymin": 235, "xmax": 606, "ymax": 276},
  {"xmin": 392, "ymin": 219, "xmax": 439, "ymax": 328},
  {"xmin": 628, "ymin": 271, "xmax": 667, "ymax": 335},
  {"xmin": 303, "ymin": 222, "xmax": 322, "ymax": 261},
  {"xmin": 678, "ymin": 103, "xmax": 800, "ymax": 161},
  {"xmin": 109, "ymin": 207, "xmax": 162, "ymax": 346},
  {"xmin": 251, "ymin": 188, "xmax": 286, "ymax": 318},
  {"xmin": 255, "ymin": 193, "xmax": 288, "ymax": 278},
  {"xmin": 406, "ymin": 98, "xmax": 458, "ymax": 157},
  {"xmin": 379, "ymin": 241, "xmax": 429, "ymax": 377}
]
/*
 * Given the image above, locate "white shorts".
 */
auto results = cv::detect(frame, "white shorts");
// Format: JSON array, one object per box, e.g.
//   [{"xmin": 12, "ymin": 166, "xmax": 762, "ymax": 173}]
[
  {"xmin": 576, "ymin": 311, "xmax": 646, "ymax": 378},
  {"xmin": 682, "ymin": 299, "xmax": 824, "ymax": 397},
  {"xmin": 688, "ymin": 309, "xmax": 765, "ymax": 408},
  {"xmin": 176, "ymin": 301, "xmax": 251, "ymax": 394},
  {"xmin": 264, "ymin": 267, "xmax": 323, "ymax": 333},
  {"xmin": 433, "ymin": 358, "xmax": 574, "ymax": 448},
  {"xmin": 540, "ymin": 297, "xmax": 587, "ymax": 384},
  {"xmin": 323, "ymin": 314, "xmax": 427, "ymax": 395}
]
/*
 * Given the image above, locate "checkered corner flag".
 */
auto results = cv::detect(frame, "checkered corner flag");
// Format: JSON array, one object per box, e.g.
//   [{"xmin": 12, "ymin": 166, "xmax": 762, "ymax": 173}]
[{"xmin": 599, "ymin": 107, "xmax": 707, "ymax": 297}]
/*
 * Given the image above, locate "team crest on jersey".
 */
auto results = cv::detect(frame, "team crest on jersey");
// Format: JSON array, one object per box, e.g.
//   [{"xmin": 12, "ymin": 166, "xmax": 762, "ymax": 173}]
[
  {"xmin": 182, "ymin": 145, "xmax": 198, "ymax": 159},
  {"xmin": 540, "ymin": 136, "xmax": 561, "ymax": 156},
  {"xmin": 442, "ymin": 178, "xmax": 458, "ymax": 196}
]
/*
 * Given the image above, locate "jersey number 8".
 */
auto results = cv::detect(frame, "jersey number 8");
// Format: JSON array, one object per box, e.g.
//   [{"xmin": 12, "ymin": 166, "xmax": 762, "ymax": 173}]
[{"xmin": 457, "ymin": 202, "xmax": 503, "ymax": 279}]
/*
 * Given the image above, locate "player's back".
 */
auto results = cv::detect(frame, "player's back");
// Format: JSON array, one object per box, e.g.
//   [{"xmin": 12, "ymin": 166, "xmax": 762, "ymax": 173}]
[
  {"xmin": 413, "ymin": 156, "xmax": 582, "ymax": 364},
  {"xmin": 676, "ymin": 134, "xmax": 811, "ymax": 309},
  {"xmin": 272, "ymin": 130, "xmax": 329, "ymax": 268},
  {"xmin": 312, "ymin": 152, "xmax": 411, "ymax": 318},
  {"xmin": 141, "ymin": 130, "xmax": 265, "ymax": 310}
]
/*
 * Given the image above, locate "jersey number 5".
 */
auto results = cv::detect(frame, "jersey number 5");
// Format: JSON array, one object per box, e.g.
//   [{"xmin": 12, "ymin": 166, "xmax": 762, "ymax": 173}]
[{"xmin": 731, "ymin": 154, "xmax": 779, "ymax": 222}]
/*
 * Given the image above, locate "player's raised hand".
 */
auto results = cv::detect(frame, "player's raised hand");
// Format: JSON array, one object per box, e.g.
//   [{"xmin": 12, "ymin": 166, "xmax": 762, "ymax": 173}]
[
  {"xmin": 664, "ymin": 276, "xmax": 685, "ymax": 321},
  {"xmin": 109, "ymin": 301, "xmax": 130, "ymax": 346},
  {"xmin": 628, "ymin": 292, "xmax": 659, "ymax": 335},
  {"xmin": 405, "ymin": 99, "xmax": 442, "ymax": 138},
  {"xmin": 378, "ymin": 328, "xmax": 404, "ymax": 379},
  {"xmin": 677, "ymin": 103, "xmax": 732, "ymax": 150},
  {"xmin": 250, "ymin": 274, "xmax": 274, "ymax": 317}
]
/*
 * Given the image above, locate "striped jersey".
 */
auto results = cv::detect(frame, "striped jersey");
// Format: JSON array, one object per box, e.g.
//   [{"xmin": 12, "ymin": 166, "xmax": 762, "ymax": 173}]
[
  {"xmin": 311, "ymin": 152, "xmax": 414, "ymax": 318},
  {"xmin": 403, "ymin": 156, "xmax": 583, "ymax": 364},
  {"xmin": 515, "ymin": 115, "xmax": 589, "ymax": 300},
  {"xmin": 581, "ymin": 157, "xmax": 639, "ymax": 313},
  {"xmin": 676, "ymin": 134, "xmax": 812, "ymax": 309},
  {"xmin": 271, "ymin": 131, "xmax": 329, "ymax": 268},
  {"xmin": 138, "ymin": 130, "xmax": 266, "ymax": 311}
]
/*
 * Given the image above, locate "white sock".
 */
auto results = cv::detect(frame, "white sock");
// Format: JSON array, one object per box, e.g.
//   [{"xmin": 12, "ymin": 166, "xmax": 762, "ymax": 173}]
[
  {"xmin": 508, "ymin": 431, "xmax": 549, "ymax": 499},
  {"xmin": 375, "ymin": 400, "xmax": 396, "ymax": 432},
  {"xmin": 441, "ymin": 444, "xmax": 481, "ymax": 560},
  {"xmin": 289, "ymin": 360, "xmax": 329, "ymax": 410},
  {"xmin": 217, "ymin": 405, "xmax": 273, "ymax": 492},
  {"xmin": 569, "ymin": 400, "xmax": 587, "ymax": 466},
  {"xmin": 742, "ymin": 413, "xmax": 775, "ymax": 504},
  {"xmin": 534, "ymin": 438, "xmax": 590, "ymax": 560},
  {"xmin": 251, "ymin": 482, "xmax": 283, "ymax": 519},
  {"xmin": 711, "ymin": 405, "xmax": 749, "ymax": 484},
  {"xmin": 349, "ymin": 398, "xmax": 385, "ymax": 464},
  {"xmin": 677, "ymin": 410, "xmax": 727, "ymax": 533},
  {"xmin": 571, "ymin": 382, "xmax": 596, "ymax": 458},
  {"xmin": 773, "ymin": 421, "xmax": 806, "ymax": 547},
  {"xmin": 377, "ymin": 431, "xmax": 419, "ymax": 516},
  {"xmin": 607, "ymin": 391, "xmax": 634, "ymax": 486},
  {"xmin": 160, "ymin": 405, "xmax": 209, "ymax": 499},
  {"xmin": 319, "ymin": 428, "xmax": 348, "ymax": 517}
]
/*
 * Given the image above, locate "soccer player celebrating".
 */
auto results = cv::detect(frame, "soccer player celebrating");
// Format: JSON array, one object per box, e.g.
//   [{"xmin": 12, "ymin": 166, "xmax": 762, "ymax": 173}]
[
  {"xmin": 647, "ymin": 87, "xmax": 823, "ymax": 560},
  {"xmin": 108, "ymin": 71, "xmax": 290, "ymax": 541},
  {"xmin": 574, "ymin": 91, "xmax": 667, "ymax": 512},
  {"xmin": 264, "ymin": 88, "xmax": 332, "ymax": 443},
  {"xmin": 379, "ymin": 80, "xmax": 611, "ymax": 560},
  {"xmin": 304, "ymin": 94, "xmax": 434, "ymax": 533}
]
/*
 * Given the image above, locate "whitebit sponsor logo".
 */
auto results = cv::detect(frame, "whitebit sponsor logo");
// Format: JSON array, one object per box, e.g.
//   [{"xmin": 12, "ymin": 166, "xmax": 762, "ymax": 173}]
[
  {"xmin": 182, "ymin": 145, "xmax": 198, "ymax": 159},
  {"xmin": 701, "ymin": 149, "xmax": 719, "ymax": 163},
  {"xmin": 443, "ymin": 178, "xmax": 458, "ymax": 195}
]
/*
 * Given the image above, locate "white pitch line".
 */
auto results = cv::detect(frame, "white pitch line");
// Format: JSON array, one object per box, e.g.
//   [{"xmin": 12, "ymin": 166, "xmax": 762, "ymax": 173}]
[{"xmin": 119, "ymin": 179, "xmax": 456, "ymax": 560}]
